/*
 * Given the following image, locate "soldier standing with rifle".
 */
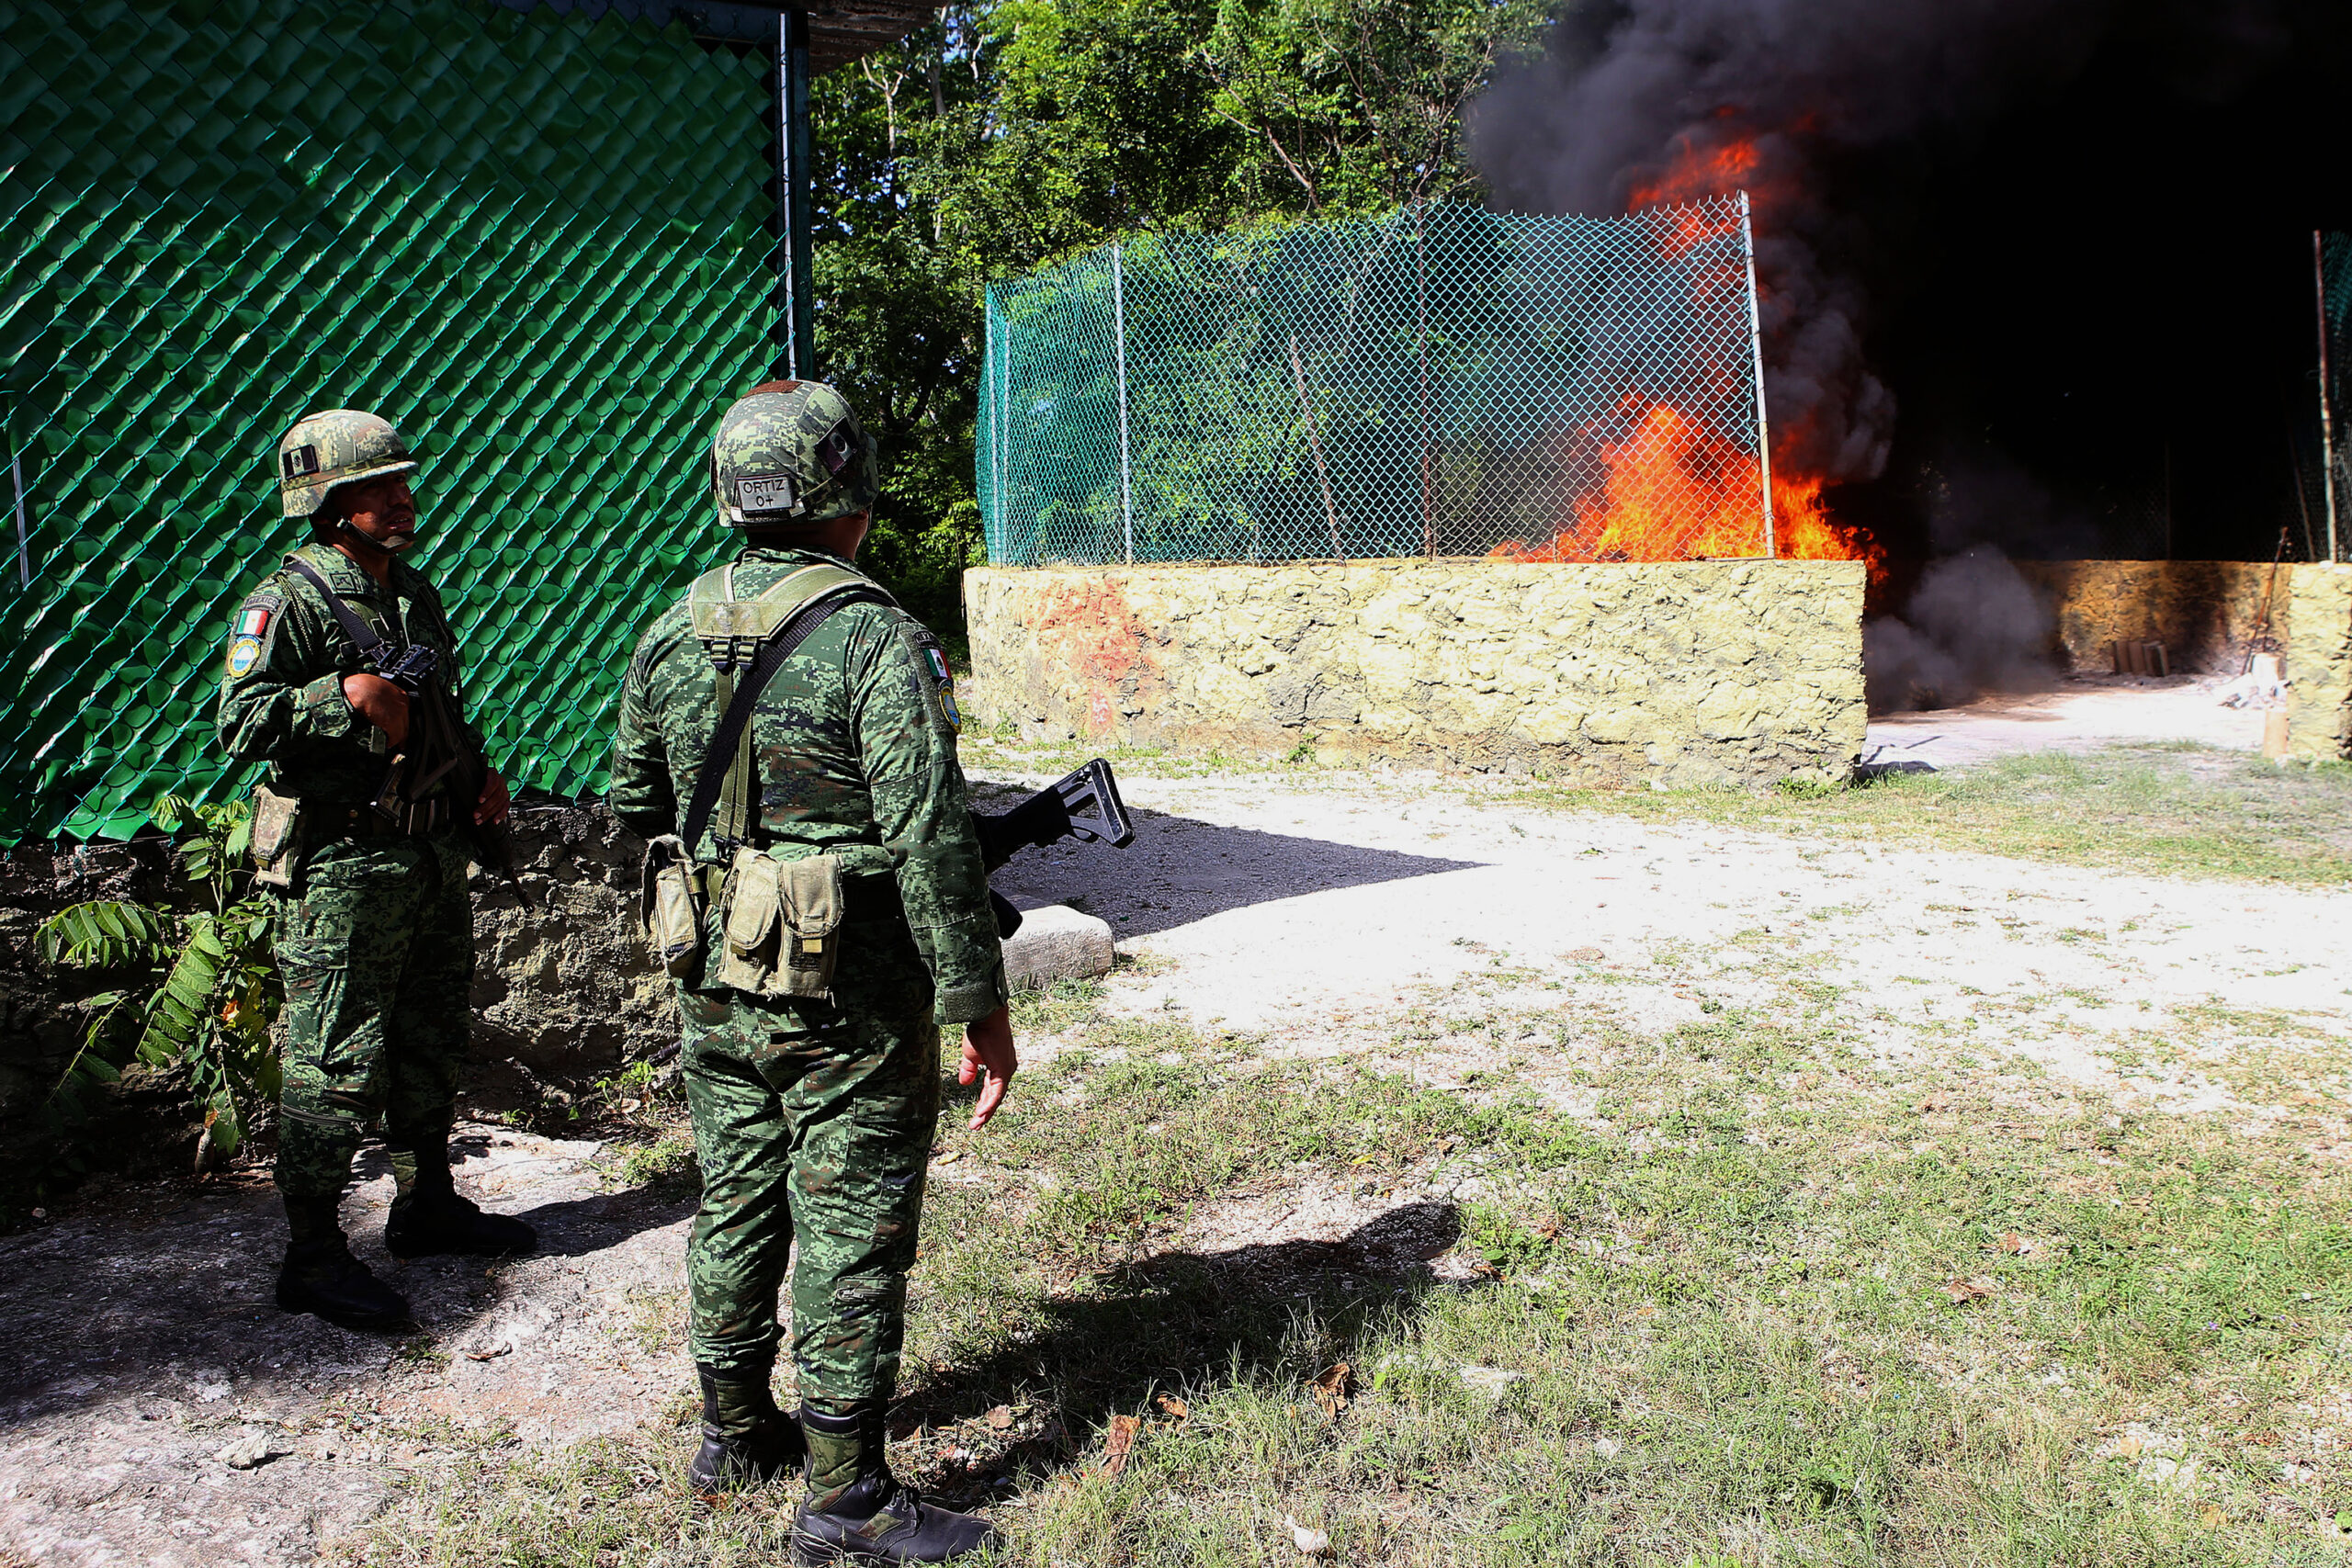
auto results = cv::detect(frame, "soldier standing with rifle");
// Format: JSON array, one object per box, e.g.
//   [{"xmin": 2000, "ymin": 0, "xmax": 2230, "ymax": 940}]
[
  {"xmin": 218, "ymin": 409, "xmax": 536, "ymax": 1333},
  {"xmin": 608, "ymin": 381, "xmax": 1013, "ymax": 1564}
]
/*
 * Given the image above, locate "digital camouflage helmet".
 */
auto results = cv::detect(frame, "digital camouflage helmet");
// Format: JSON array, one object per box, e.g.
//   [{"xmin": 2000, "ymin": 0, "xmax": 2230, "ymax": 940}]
[
  {"xmin": 277, "ymin": 409, "xmax": 419, "ymax": 518},
  {"xmin": 708, "ymin": 380, "xmax": 878, "ymax": 527}
]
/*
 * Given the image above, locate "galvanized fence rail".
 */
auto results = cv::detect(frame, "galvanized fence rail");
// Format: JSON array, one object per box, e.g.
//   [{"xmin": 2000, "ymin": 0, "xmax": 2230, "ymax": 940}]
[
  {"xmin": 1, "ymin": 0, "xmax": 775, "ymax": 841},
  {"xmin": 978, "ymin": 196, "xmax": 1772, "ymax": 570}
]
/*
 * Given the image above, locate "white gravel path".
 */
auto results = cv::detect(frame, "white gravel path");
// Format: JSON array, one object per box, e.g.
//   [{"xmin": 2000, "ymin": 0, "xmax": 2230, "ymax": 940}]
[
  {"xmin": 1863, "ymin": 673, "xmax": 2268, "ymax": 772},
  {"xmin": 984, "ymin": 767, "xmax": 2349, "ymax": 1105}
]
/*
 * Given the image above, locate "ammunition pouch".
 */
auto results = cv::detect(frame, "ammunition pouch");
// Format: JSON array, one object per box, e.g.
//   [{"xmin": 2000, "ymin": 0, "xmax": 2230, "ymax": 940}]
[
  {"xmin": 250, "ymin": 784, "xmax": 305, "ymax": 890},
  {"xmin": 640, "ymin": 835, "xmax": 705, "ymax": 977},
  {"xmin": 714, "ymin": 846, "xmax": 844, "ymax": 999}
]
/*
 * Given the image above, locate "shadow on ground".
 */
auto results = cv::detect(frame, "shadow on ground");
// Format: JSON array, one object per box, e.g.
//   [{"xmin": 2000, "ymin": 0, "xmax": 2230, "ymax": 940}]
[
  {"xmin": 0, "ymin": 1134, "xmax": 687, "ymax": 1432},
  {"xmin": 975, "ymin": 791, "xmax": 1485, "ymax": 940},
  {"xmin": 892, "ymin": 1201, "xmax": 1465, "ymax": 1508}
]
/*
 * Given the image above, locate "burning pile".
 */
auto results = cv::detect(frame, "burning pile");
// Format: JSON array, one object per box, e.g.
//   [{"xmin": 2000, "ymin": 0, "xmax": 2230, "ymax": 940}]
[
  {"xmin": 1473, "ymin": 25, "xmax": 1901, "ymax": 578},
  {"xmin": 1487, "ymin": 135, "xmax": 1880, "ymax": 573},
  {"xmin": 1489, "ymin": 395, "xmax": 1869, "ymax": 567}
]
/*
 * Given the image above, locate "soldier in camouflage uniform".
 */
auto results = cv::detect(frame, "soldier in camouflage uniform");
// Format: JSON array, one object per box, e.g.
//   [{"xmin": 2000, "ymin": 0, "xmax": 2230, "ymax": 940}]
[
  {"xmin": 219, "ymin": 409, "xmax": 536, "ymax": 1333},
  {"xmin": 609, "ymin": 382, "xmax": 1014, "ymax": 1564}
]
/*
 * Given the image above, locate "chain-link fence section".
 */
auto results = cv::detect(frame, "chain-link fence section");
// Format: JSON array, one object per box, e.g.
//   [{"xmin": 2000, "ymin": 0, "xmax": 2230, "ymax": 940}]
[
  {"xmin": 978, "ymin": 197, "xmax": 1771, "ymax": 569},
  {"xmin": 1, "ymin": 0, "xmax": 776, "ymax": 842}
]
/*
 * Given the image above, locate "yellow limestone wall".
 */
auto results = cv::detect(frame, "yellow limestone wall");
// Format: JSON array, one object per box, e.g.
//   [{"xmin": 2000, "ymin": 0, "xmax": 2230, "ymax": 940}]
[
  {"xmin": 963, "ymin": 560, "xmax": 1867, "ymax": 787},
  {"xmin": 2011, "ymin": 560, "xmax": 2283, "ymax": 673},
  {"xmin": 2007, "ymin": 559, "xmax": 2349, "ymax": 760},
  {"xmin": 2288, "ymin": 564, "xmax": 2352, "ymax": 761}
]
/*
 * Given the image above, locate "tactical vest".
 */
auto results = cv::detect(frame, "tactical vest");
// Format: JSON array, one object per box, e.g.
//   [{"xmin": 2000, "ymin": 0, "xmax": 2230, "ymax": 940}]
[{"xmin": 687, "ymin": 559, "xmax": 892, "ymax": 854}]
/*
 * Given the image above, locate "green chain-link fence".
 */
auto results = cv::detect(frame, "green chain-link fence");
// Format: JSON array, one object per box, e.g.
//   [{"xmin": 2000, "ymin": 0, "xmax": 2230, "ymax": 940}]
[
  {"xmin": 2, "ymin": 0, "xmax": 778, "ymax": 842},
  {"xmin": 978, "ymin": 196, "xmax": 1772, "ymax": 569}
]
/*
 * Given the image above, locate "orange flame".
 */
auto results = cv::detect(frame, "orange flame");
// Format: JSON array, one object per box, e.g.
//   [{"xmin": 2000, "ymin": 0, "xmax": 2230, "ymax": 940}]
[
  {"xmin": 1487, "ymin": 399, "xmax": 1883, "ymax": 574},
  {"xmin": 1627, "ymin": 134, "xmax": 1761, "ymax": 212},
  {"xmin": 1487, "ymin": 115, "xmax": 1885, "ymax": 578}
]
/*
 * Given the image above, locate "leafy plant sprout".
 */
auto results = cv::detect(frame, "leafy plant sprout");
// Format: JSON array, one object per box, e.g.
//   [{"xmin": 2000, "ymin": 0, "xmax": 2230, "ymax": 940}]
[{"xmin": 38, "ymin": 794, "xmax": 283, "ymax": 1172}]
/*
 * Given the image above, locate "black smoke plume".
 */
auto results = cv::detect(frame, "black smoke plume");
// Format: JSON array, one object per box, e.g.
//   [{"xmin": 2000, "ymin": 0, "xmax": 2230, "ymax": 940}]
[{"xmin": 1469, "ymin": 0, "xmax": 2352, "ymax": 563}]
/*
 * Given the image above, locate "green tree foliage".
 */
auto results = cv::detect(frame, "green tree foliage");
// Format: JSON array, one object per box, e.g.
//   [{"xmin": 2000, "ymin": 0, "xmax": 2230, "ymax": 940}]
[{"xmin": 808, "ymin": 0, "xmax": 1553, "ymax": 629}]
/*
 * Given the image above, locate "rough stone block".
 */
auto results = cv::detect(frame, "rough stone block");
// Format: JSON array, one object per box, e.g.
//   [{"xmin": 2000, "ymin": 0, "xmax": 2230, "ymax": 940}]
[
  {"xmin": 963, "ymin": 560, "xmax": 1868, "ymax": 785},
  {"xmin": 1003, "ymin": 904, "xmax": 1117, "ymax": 990}
]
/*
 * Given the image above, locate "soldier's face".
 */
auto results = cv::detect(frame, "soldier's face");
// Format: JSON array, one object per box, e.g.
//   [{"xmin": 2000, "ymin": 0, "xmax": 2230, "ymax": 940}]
[{"xmin": 329, "ymin": 476, "xmax": 419, "ymax": 551}]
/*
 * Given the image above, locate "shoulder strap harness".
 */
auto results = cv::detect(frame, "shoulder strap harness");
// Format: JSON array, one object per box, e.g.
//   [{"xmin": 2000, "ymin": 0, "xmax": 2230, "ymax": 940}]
[{"xmin": 679, "ymin": 561, "xmax": 892, "ymax": 858}]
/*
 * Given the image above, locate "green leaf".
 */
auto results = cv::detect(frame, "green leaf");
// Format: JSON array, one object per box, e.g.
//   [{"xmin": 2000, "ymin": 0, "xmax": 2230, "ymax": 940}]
[
  {"xmin": 137, "ymin": 926, "xmax": 229, "ymax": 1065},
  {"xmin": 38, "ymin": 900, "xmax": 166, "ymax": 966},
  {"xmin": 150, "ymin": 793, "xmax": 194, "ymax": 833}
]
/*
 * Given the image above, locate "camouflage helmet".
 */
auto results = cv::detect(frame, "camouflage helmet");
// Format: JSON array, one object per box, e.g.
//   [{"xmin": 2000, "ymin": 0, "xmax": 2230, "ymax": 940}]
[
  {"xmin": 277, "ymin": 409, "xmax": 419, "ymax": 518},
  {"xmin": 708, "ymin": 380, "xmax": 879, "ymax": 528}
]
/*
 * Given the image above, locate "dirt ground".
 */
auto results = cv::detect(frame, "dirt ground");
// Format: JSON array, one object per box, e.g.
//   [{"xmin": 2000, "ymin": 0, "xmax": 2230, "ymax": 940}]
[
  {"xmin": 4, "ymin": 694, "xmax": 2344, "ymax": 1564},
  {"xmin": 1862, "ymin": 671, "xmax": 2267, "ymax": 771},
  {"xmin": 0, "ymin": 1130, "xmax": 693, "ymax": 1567}
]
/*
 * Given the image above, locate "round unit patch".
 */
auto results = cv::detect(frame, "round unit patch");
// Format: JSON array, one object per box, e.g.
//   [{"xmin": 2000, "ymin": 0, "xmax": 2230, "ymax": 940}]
[{"xmin": 226, "ymin": 635, "xmax": 263, "ymax": 677}]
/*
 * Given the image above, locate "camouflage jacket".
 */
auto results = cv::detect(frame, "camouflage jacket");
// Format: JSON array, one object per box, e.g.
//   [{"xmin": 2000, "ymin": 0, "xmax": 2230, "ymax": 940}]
[
  {"xmin": 609, "ymin": 546, "xmax": 1007, "ymax": 1026},
  {"xmin": 216, "ymin": 542, "xmax": 487, "ymax": 806}
]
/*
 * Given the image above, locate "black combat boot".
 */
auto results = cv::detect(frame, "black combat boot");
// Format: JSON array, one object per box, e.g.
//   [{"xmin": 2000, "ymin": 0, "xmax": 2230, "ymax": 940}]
[
  {"xmin": 689, "ymin": 1363, "xmax": 806, "ymax": 1494},
  {"xmin": 383, "ymin": 1138, "xmax": 538, "ymax": 1258},
  {"xmin": 791, "ymin": 1401, "xmax": 998, "ymax": 1564},
  {"xmin": 277, "ymin": 1234, "xmax": 412, "ymax": 1332}
]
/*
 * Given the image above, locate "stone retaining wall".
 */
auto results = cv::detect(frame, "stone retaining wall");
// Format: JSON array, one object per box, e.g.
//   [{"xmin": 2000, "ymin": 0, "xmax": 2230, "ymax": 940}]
[
  {"xmin": 964, "ymin": 560, "xmax": 1868, "ymax": 787},
  {"xmin": 2287, "ymin": 564, "xmax": 2352, "ymax": 761},
  {"xmin": 2012, "ymin": 560, "xmax": 2283, "ymax": 674},
  {"xmin": 2006, "ymin": 559, "xmax": 2350, "ymax": 760},
  {"xmin": 0, "ymin": 807, "xmax": 665, "ymax": 1144}
]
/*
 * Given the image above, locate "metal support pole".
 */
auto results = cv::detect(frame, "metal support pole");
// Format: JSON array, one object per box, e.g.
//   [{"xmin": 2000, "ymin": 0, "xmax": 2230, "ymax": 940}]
[
  {"xmin": 1113, "ymin": 243, "xmax": 1133, "ymax": 565},
  {"xmin": 10, "ymin": 446, "xmax": 29, "ymax": 590},
  {"xmin": 775, "ymin": 8, "xmax": 816, "ymax": 378},
  {"xmin": 979, "ymin": 287, "xmax": 995, "ymax": 535},
  {"xmin": 1414, "ymin": 200, "xmax": 1434, "ymax": 558},
  {"xmin": 1738, "ymin": 191, "xmax": 1775, "ymax": 558},
  {"xmin": 2317, "ymin": 231, "xmax": 2341, "ymax": 564}
]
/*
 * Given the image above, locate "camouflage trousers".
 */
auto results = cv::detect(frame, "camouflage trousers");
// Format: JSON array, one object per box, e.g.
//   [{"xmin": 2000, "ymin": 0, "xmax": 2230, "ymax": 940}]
[
  {"xmin": 272, "ymin": 830, "xmax": 475, "ymax": 1201},
  {"xmin": 679, "ymin": 913, "xmax": 939, "ymax": 1399}
]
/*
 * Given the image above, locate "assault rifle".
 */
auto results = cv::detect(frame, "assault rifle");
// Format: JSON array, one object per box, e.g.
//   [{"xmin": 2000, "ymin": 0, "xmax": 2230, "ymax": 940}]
[
  {"xmin": 970, "ymin": 759, "xmax": 1135, "ymax": 938},
  {"xmin": 286, "ymin": 555, "xmax": 533, "ymax": 908},
  {"xmin": 367, "ymin": 640, "xmax": 442, "ymax": 696}
]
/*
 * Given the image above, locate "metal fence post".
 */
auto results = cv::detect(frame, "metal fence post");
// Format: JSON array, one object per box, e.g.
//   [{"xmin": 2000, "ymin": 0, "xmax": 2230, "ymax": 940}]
[
  {"xmin": 997, "ymin": 299, "xmax": 1016, "ymax": 561},
  {"xmin": 10, "ymin": 446, "xmax": 29, "ymax": 590},
  {"xmin": 1114, "ymin": 243, "xmax": 1133, "ymax": 565},
  {"xmin": 1414, "ymin": 200, "xmax": 1434, "ymax": 558},
  {"xmin": 2319, "ymin": 230, "xmax": 2341, "ymax": 564},
  {"xmin": 1738, "ymin": 190, "xmax": 1775, "ymax": 558},
  {"xmin": 775, "ymin": 7, "xmax": 817, "ymax": 378}
]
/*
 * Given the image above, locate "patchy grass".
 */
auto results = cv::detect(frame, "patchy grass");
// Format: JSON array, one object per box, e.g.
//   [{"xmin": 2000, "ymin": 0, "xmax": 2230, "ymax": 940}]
[
  {"xmin": 614, "ymin": 1133, "xmax": 699, "ymax": 1194},
  {"xmin": 352, "ymin": 966, "xmax": 2352, "ymax": 1566},
  {"xmin": 1518, "ymin": 747, "xmax": 2352, "ymax": 886}
]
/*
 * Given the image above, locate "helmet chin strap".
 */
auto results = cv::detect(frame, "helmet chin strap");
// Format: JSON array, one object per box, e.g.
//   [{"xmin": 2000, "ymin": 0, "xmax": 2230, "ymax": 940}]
[{"xmin": 332, "ymin": 515, "xmax": 415, "ymax": 554}]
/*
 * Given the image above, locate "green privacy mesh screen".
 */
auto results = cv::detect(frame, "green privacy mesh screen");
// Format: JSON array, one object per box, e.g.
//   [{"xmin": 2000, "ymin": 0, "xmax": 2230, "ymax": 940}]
[
  {"xmin": 1, "ymin": 0, "xmax": 775, "ymax": 841},
  {"xmin": 978, "ymin": 197, "xmax": 1772, "ymax": 570}
]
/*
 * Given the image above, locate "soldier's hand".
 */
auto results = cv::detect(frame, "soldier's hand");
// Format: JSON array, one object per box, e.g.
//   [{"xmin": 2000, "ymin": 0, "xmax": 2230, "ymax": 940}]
[
  {"xmin": 958, "ymin": 1004, "xmax": 1017, "ymax": 1131},
  {"xmin": 476, "ymin": 768, "xmax": 511, "ymax": 827},
  {"xmin": 342, "ymin": 672, "xmax": 410, "ymax": 748}
]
